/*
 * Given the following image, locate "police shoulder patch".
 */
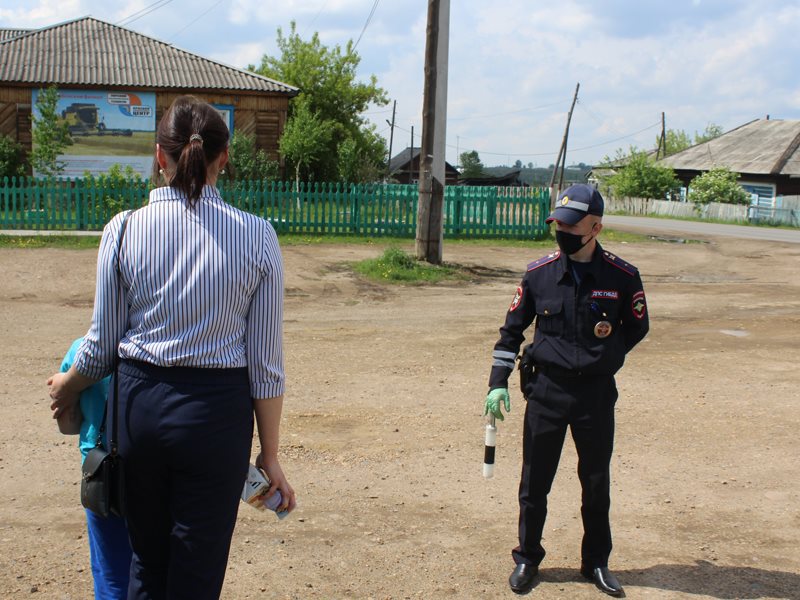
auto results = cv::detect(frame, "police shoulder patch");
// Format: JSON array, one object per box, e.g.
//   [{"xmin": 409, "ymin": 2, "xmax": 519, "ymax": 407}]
[
  {"xmin": 602, "ymin": 251, "xmax": 637, "ymax": 276},
  {"xmin": 527, "ymin": 250, "xmax": 560, "ymax": 272}
]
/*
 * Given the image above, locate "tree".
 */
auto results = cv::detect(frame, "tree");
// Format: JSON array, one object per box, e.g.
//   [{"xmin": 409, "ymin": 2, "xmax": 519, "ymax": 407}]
[
  {"xmin": 459, "ymin": 150, "xmax": 484, "ymax": 178},
  {"xmin": 0, "ymin": 134, "xmax": 26, "ymax": 179},
  {"xmin": 661, "ymin": 129, "xmax": 692, "ymax": 156},
  {"xmin": 655, "ymin": 124, "xmax": 724, "ymax": 157},
  {"xmin": 604, "ymin": 150, "xmax": 681, "ymax": 200},
  {"xmin": 30, "ymin": 86, "xmax": 71, "ymax": 177},
  {"xmin": 694, "ymin": 123, "xmax": 724, "ymax": 145},
  {"xmin": 336, "ymin": 124, "xmax": 385, "ymax": 183},
  {"xmin": 228, "ymin": 131, "xmax": 279, "ymax": 181},
  {"xmin": 688, "ymin": 167, "xmax": 749, "ymax": 206},
  {"xmin": 514, "ymin": 159, "xmax": 523, "ymax": 169},
  {"xmin": 250, "ymin": 22, "xmax": 388, "ymax": 181},
  {"xmin": 279, "ymin": 100, "xmax": 334, "ymax": 190}
]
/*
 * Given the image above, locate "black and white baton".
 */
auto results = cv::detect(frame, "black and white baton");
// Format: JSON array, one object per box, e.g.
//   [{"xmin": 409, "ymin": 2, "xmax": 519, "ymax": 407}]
[{"xmin": 483, "ymin": 414, "xmax": 497, "ymax": 478}]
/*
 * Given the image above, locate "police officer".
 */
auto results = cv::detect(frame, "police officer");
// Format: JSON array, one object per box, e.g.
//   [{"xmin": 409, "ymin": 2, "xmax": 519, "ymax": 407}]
[{"xmin": 485, "ymin": 184, "xmax": 649, "ymax": 596}]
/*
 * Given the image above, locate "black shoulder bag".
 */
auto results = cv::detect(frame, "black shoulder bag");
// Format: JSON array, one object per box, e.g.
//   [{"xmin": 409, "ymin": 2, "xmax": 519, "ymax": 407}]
[{"xmin": 80, "ymin": 211, "xmax": 132, "ymax": 518}]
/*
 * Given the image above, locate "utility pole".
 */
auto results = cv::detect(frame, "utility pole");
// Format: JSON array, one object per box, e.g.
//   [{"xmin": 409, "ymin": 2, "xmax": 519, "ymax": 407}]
[
  {"xmin": 656, "ymin": 111, "xmax": 666, "ymax": 159},
  {"xmin": 385, "ymin": 100, "xmax": 397, "ymax": 180},
  {"xmin": 415, "ymin": 0, "xmax": 450, "ymax": 264},
  {"xmin": 409, "ymin": 125, "xmax": 414, "ymax": 182},
  {"xmin": 549, "ymin": 82, "xmax": 579, "ymax": 209}
]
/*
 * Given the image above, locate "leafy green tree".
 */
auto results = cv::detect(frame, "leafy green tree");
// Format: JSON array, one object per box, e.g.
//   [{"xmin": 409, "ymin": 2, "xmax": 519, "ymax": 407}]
[
  {"xmin": 661, "ymin": 129, "xmax": 692, "ymax": 156},
  {"xmin": 279, "ymin": 100, "xmax": 334, "ymax": 189},
  {"xmin": 604, "ymin": 150, "xmax": 681, "ymax": 199},
  {"xmin": 30, "ymin": 86, "xmax": 71, "ymax": 177},
  {"xmin": 250, "ymin": 21, "xmax": 388, "ymax": 181},
  {"xmin": 694, "ymin": 123, "xmax": 724, "ymax": 144},
  {"xmin": 337, "ymin": 125, "xmax": 385, "ymax": 183},
  {"xmin": 459, "ymin": 150, "xmax": 484, "ymax": 178},
  {"xmin": 228, "ymin": 131, "xmax": 279, "ymax": 181},
  {"xmin": 0, "ymin": 134, "xmax": 26, "ymax": 178},
  {"xmin": 688, "ymin": 167, "xmax": 749, "ymax": 206}
]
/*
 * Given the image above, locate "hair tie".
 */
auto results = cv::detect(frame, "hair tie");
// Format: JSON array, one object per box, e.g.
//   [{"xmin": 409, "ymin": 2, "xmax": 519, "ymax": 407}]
[{"xmin": 189, "ymin": 133, "xmax": 203, "ymax": 145}]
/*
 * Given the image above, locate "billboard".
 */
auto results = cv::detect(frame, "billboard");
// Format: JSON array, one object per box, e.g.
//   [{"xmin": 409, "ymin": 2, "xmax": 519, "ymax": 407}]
[{"xmin": 31, "ymin": 89, "xmax": 156, "ymax": 179}]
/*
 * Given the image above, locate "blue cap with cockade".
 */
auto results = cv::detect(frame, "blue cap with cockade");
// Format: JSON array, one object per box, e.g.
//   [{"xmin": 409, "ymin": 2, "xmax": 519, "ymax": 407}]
[{"xmin": 546, "ymin": 184, "xmax": 604, "ymax": 225}]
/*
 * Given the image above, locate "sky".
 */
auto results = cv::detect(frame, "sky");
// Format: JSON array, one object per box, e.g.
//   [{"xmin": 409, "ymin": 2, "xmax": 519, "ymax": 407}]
[{"xmin": 2, "ymin": 0, "xmax": 799, "ymax": 168}]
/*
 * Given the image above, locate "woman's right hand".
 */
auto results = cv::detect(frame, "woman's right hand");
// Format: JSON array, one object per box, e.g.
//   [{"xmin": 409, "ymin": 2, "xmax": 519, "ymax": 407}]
[{"xmin": 256, "ymin": 453, "xmax": 296, "ymax": 514}]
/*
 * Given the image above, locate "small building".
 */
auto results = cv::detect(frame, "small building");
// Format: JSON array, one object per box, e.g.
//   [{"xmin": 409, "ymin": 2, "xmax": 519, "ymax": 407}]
[
  {"xmin": 459, "ymin": 168, "xmax": 526, "ymax": 187},
  {"xmin": 658, "ymin": 118, "xmax": 800, "ymax": 200},
  {"xmin": 388, "ymin": 147, "xmax": 459, "ymax": 186},
  {"xmin": 0, "ymin": 16, "xmax": 297, "ymax": 178}
]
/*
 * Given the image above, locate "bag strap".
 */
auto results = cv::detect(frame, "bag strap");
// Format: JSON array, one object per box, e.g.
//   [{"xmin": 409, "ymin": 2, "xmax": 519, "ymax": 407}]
[{"xmin": 96, "ymin": 210, "xmax": 134, "ymax": 454}]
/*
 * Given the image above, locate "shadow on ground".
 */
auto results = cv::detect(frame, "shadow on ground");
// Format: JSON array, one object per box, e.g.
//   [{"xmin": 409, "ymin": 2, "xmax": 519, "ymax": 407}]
[{"xmin": 534, "ymin": 560, "xmax": 798, "ymax": 599}]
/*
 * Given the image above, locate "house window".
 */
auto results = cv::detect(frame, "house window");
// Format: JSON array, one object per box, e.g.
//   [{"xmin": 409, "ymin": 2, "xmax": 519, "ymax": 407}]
[{"xmin": 740, "ymin": 182, "xmax": 775, "ymax": 206}]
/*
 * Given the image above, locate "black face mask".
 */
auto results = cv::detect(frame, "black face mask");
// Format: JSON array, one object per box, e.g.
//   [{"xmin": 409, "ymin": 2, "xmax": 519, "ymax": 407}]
[{"xmin": 555, "ymin": 229, "xmax": 593, "ymax": 255}]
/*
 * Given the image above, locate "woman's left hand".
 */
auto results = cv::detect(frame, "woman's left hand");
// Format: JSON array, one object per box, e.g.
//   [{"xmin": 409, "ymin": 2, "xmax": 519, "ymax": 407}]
[{"xmin": 47, "ymin": 372, "xmax": 81, "ymax": 419}]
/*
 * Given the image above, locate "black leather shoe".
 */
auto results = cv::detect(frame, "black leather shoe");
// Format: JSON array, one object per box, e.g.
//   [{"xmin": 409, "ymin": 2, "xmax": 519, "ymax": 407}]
[
  {"xmin": 509, "ymin": 563, "xmax": 538, "ymax": 594},
  {"xmin": 581, "ymin": 566, "xmax": 624, "ymax": 597}
]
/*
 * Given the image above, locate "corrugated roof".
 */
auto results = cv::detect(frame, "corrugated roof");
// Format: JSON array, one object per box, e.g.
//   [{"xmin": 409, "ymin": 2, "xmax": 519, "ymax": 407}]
[
  {"xmin": 659, "ymin": 119, "xmax": 800, "ymax": 176},
  {"xmin": 0, "ymin": 28, "xmax": 32, "ymax": 41},
  {"xmin": 0, "ymin": 16, "xmax": 298, "ymax": 95}
]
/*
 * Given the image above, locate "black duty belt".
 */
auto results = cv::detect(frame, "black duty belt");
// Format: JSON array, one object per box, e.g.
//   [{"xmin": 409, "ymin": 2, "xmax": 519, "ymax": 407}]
[{"xmin": 534, "ymin": 364, "xmax": 592, "ymax": 379}]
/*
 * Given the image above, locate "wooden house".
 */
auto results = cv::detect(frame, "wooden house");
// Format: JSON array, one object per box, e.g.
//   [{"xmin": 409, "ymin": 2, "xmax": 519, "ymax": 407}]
[
  {"xmin": 388, "ymin": 147, "xmax": 459, "ymax": 186},
  {"xmin": 658, "ymin": 118, "xmax": 800, "ymax": 200},
  {"xmin": 0, "ymin": 16, "xmax": 297, "ymax": 177}
]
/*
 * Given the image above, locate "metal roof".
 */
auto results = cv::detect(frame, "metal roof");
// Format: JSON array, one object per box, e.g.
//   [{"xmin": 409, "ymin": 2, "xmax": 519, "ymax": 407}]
[
  {"xmin": 659, "ymin": 119, "xmax": 800, "ymax": 176},
  {"xmin": 0, "ymin": 17, "xmax": 298, "ymax": 95}
]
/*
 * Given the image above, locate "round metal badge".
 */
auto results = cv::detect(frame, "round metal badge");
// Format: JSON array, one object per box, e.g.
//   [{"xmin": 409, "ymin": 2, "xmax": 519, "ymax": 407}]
[{"xmin": 594, "ymin": 320, "xmax": 613, "ymax": 338}]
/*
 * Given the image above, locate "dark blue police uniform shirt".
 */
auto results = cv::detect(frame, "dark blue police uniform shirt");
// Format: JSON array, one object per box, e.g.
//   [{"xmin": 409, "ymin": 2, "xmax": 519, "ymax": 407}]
[{"xmin": 489, "ymin": 243, "xmax": 649, "ymax": 389}]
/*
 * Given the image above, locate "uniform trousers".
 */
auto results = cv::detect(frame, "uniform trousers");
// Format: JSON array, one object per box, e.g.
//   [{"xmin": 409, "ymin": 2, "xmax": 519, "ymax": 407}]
[
  {"xmin": 513, "ymin": 371, "xmax": 618, "ymax": 569},
  {"xmin": 113, "ymin": 359, "xmax": 253, "ymax": 600}
]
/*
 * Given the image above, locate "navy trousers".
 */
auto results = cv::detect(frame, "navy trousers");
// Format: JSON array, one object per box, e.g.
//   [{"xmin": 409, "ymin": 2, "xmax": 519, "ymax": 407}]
[
  {"xmin": 112, "ymin": 360, "xmax": 253, "ymax": 600},
  {"xmin": 513, "ymin": 371, "xmax": 617, "ymax": 569}
]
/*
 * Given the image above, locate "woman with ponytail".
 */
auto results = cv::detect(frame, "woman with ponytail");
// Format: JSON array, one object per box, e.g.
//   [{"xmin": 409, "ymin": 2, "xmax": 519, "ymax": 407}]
[{"xmin": 48, "ymin": 95, "xmax": 295, "ymax": 600}]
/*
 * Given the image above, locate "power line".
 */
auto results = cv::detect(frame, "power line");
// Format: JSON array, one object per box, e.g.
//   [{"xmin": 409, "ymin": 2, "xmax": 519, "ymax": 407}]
[
  {"xmin": 390, "ymin": 120, "xmax": 661, "ymax": 159},
  {"xmin": 353, "ymin": 0, "xmax": 380, "ymax": 50},
  {"xmin": 447, "ymin": 99, "xmax": 570, "ymax": 122},
  {"xmin": 117, "ymin": 0, "xmax": 177, "ymax": 27},
  {"xmin": 171, "ymin": 0, "xmax": 227, "ymax": 39}
]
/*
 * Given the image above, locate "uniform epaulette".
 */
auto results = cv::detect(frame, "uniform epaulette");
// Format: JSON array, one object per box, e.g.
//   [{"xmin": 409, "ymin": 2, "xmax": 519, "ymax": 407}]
[
  {"xmin": 602, "ymin": 251, "xmax": 637, "ymax": 276},
  {"xmin": 527, "ymin": 251, "xmax": 560, "ymax": 272}
]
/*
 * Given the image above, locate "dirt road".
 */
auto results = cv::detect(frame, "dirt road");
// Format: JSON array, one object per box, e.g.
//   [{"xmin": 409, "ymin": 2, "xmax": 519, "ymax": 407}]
[{"xmin": 0, "ymin": 231, "xmax": 798, "ymax": 599}]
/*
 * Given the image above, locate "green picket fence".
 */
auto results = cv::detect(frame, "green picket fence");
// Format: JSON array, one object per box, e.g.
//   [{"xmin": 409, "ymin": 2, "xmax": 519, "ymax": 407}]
[{"xmin": 0, "ymin": 177, "xmax": 550, "ymax": 239}]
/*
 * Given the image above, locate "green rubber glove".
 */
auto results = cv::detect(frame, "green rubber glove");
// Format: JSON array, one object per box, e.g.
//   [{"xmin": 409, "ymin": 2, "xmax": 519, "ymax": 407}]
[{"xmin": 484, "ymin": 388, "xmax": 511, "ymax": 421}]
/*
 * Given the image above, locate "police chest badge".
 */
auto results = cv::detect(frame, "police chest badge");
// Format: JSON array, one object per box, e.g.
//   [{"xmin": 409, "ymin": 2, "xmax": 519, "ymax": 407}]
[
  {"xmin": 594, "ymin": 320, "xmax": 613, "ymax": 338},
  {"xmin": 509, "ymin": 286, "xmax": 523, "ymax": 311}
]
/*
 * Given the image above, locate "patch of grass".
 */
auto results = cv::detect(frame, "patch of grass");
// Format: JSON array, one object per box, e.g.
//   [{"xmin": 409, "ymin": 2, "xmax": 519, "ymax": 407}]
[
  {"xmin": 0, "ymin": 225, "xmax": 655, "ymax": 251},
  {"xmin": 353, "ymin": 246, "xmax": 466, "ymax": 284},
  {"xmin": 0, "ymin": 234, "xmax": 101, "ymax": 249}
]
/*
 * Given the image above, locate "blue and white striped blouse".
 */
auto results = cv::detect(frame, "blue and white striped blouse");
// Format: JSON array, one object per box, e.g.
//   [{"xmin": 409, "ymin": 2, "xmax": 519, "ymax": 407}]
[{"xmin": 74, "ymin": 185, "xmax": 285, "ymax": 400}]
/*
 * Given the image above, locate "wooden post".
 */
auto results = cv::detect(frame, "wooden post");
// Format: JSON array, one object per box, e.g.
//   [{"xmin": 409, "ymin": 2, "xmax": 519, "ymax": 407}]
[
  {"xmin": 415, "ymin": 0, "xmax": 450, "ymax": 264},
  {"xmin": 385, "ymin": 99, "xmax": 396, "ymax": 180},
  {"xmin": 549, "ymin": 82, "xmax": 579, "ymax": 209}
]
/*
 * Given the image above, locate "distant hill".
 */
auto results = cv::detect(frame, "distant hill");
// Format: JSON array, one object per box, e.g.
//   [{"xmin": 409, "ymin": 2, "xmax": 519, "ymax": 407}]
[{"xmin": 482, "ymin": 165, "xmax": 592, "ymax": 186}]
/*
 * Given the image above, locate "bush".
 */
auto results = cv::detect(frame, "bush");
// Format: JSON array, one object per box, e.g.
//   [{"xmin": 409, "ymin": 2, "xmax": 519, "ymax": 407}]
[
  {"xmin": 228, "ymin": 131, "xmax": 280, "ymax": 181},
  {"xmin": 688, "ymin": 167, "xmax": 750, "ymax": 206},
  {"xmin": 0, "ymin": 134, "xmax": 26, "ymax": 178},
  {"xmin": 605, "ymin": 150, "xmax": 681, "ymax": 200},
  {"xmin": 83, "ymin": 164, "xmax": 146, "ymax": 217}
]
